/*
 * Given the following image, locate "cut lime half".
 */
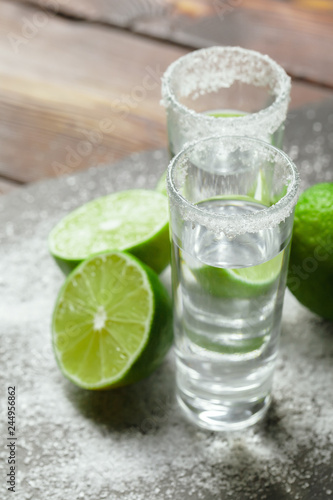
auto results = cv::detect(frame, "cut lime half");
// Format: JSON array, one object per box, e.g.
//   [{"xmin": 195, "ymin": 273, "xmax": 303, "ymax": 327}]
[
  {"xmin": 52, "ymin": 251, "xmax": 173, "ymax": 390},
  {"xmin": 49, "ymin": 189, "xmax": 170, "ymax": 274}
]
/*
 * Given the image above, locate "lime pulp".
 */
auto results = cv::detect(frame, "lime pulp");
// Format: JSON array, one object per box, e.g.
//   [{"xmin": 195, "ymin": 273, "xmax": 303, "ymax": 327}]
[{"xmin": 52, "ymin": 251, "xmax": 173, "ymax": 389}]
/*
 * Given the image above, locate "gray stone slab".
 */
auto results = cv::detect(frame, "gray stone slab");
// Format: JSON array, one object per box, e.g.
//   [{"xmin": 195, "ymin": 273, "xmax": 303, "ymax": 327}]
[{"xmin": 0, "ymin": 103, "xmax": 333, "ymax": 500}]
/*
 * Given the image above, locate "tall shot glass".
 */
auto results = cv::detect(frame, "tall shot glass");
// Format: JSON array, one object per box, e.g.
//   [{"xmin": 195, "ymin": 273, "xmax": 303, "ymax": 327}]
[
  {"xmin": 162, "ymin": 46, "xmax": 291, "ymax": 157},
  {"xmin": 167, "ymin": 136, "xmax": 299, "ymax": 431}
]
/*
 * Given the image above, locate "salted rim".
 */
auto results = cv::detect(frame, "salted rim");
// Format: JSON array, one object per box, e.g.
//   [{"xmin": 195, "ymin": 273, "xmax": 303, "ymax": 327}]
[
  {"xmin": 167, "ymin": 136, "xmax": 300, "ymax": 237},
  {"xmin": 161, "ymin": 46, "xmax": 291, "ymax": 127}
]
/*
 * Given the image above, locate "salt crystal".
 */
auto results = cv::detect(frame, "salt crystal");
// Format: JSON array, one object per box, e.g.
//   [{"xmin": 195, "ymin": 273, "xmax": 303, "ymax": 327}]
[{"xmin": 0, "ymin": 151, "xmax": 331, "ymax": 499}]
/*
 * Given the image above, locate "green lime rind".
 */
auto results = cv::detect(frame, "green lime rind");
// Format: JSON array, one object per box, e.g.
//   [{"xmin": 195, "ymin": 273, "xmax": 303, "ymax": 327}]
[
  {"xmin": 52, "ymin": 251, "xmax": 173, "ymax": 390},
  {"xmin": 52, "ymin": 255, "xmax": 81, "ymax": 275},
  {"xmin": 128, "ymin": 222, "xmax": 170, "ymax": 276},
  {"xmin": 189, "ymin": 195, "xmax": 283, "ymax": 299},
  {"xmin": 287, "ymin": 183, "xmax": 333, "ymax": 320},
  {"xmin": 48, "ymin": 189, "xmax": 170, "ymax": 275},
  {"xmin": 194, "ymin": 252, "xmax": 284, "ymax": 300},
  {"xmin": 121, "ymin": 261, "xmax": 173, "ymax": 386},
  {"xmin": 52, "ymin": 224, "xmax": 170, "ymax": 276}
]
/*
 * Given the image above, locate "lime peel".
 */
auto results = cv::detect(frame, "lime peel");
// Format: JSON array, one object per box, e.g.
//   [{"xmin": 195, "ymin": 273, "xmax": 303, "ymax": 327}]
[
  {"xmin": 287, "ymin": 182, "xmax": 333, "ymax": 320},
  {"xmin": 52, "ymin": 251, "xmax": 173, "ymax": 390},
  {"xmin": 49, "ymin": 189, "xmax": 170, "ymax": 274},
  {"xmin": 195, "ymin": 251, "xmax": 284, "ymax": 299}
]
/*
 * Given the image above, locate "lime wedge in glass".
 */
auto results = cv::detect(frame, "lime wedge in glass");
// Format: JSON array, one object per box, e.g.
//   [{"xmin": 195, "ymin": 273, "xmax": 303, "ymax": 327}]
[
  {"xmin": 195, "ymin": 251, "xmax": 284, "ymax": 300},
  {"xmin": 208, "ymin": 111, "xmax": 246, "ymax": 118},
  {"xmin": 49, "ymin": 189, "xmax": 170, "ymax": 274},
  {"xmin": 189, "ymin": 252, "xmax": 284, "ymax": 355},
  {"xmin": 52, "ymin": 251, "xmax": 173, "ymax": 390}
]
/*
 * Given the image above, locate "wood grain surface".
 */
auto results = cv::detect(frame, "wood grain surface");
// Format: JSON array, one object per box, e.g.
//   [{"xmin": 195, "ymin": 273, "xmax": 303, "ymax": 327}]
[
  {"xmin": 0, "ymin": 0, "xmax": 332, "ymax": 186},
  {"xmin": 0, "ymin": 1, "xmax": 175, "ymax": 183},
  {"xmin": 15, "ymin": 0, "xmax": 333, "ymax": 87}
]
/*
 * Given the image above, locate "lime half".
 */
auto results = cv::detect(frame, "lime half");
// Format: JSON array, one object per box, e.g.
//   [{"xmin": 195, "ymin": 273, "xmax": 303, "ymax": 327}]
[
  {"xmin": 52, "ymin": 251, "xmax": 173, "ymax": 389},
  {"xmin": 49, "ymin": 189, "xmax": 170, "ymax": 274},
  {"xmin": 195, "ymin": 251, "xmax": 284, "ymax": 299}
]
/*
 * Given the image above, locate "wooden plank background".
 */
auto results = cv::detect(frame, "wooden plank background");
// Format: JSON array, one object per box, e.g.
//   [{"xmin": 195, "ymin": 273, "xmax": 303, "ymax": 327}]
[
  {"xmin": 16, "ymin": 0, "xmax": 333, "ymax": 86},
  {"xmin": 0, "ymin": 0, "xmax": 332, "ymax": 192}
]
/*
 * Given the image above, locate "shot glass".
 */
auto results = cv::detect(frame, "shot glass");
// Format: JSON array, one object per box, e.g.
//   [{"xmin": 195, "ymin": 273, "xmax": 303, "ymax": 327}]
[
  {"xmin": 162, "ymin": 46, "xmax": 291, "ymax": 156},
  {"xmin": 167, "ymin": 136, "xmax": 299, "ymax": 431}
]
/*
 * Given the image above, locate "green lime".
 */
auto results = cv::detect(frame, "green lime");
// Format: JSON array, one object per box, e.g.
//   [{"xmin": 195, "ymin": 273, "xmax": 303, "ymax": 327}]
[
  {"xmin": 52, "ymin": 251, "xmax": 173, "ymax": 389},
  {"xmin": 49, "ymin": 189, "xmax": 170, "ymax": 275},
  {"xmin": 287, "ymin": 183, "xmax": 333, "ymax": 320},
  {"xmin": 195, "ymin": 251, "xmax": 284, "ymax": 299}
]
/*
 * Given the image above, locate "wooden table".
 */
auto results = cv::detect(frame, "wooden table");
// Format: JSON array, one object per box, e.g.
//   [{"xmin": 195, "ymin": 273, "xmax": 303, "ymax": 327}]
[
  {"xmin": 1, "ymin": 4, "xmax": 333, "ymax": 498},
  {"xmin": 0, "ymin": 0, "xmax": 333, "ymax": 195}
]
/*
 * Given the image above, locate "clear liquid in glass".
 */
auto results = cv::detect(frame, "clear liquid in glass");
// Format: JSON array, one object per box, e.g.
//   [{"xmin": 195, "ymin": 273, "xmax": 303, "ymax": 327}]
[{"xmin": 172, "ymin": 197, "xmax": 291, "ymax": 430}]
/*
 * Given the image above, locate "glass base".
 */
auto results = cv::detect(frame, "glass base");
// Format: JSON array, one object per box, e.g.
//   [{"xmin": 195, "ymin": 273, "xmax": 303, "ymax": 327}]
[{"xmin": 177, "ymin": 391, "xmax": 271, "ymax": 431}]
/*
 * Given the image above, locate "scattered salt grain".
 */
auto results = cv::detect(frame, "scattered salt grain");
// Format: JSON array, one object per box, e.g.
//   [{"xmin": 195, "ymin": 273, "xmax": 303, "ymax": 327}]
[{"xmin": 0, "ymin": 148, "xmax": 332, "ymax": 499}]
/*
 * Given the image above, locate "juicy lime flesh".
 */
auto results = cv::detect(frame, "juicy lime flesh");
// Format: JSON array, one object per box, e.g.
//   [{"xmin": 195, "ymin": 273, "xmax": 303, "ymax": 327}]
[
  {"xmin": 232, "ymin": 251, "xmax": 284, "ymax": 284},
  {"xmin": 190, "ymin": 195, "xmax": 284, "ymax": 298},
  {"xmin": 52, "ymin": 252, "xmax": 153, "ymax": 388},
  {"xmin": 49, "ymin": 190, "xmax": 168, "ymax": 260}
]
